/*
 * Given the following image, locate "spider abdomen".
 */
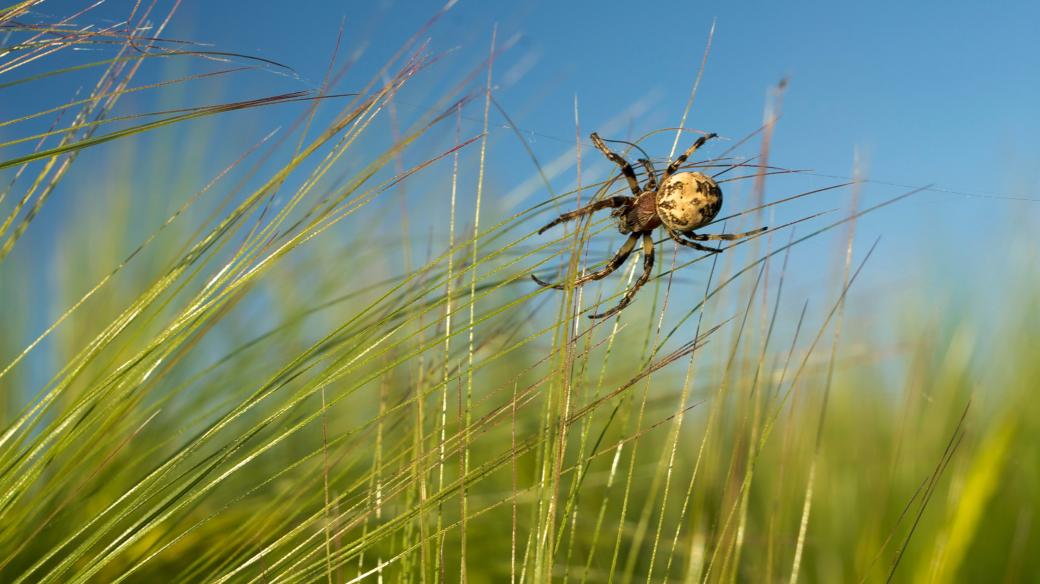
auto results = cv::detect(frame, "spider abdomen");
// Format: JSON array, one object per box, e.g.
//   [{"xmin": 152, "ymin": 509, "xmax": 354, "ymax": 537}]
[{"xmin": 656, "ymin": 172, "xmax": 722, "ymax": 232}]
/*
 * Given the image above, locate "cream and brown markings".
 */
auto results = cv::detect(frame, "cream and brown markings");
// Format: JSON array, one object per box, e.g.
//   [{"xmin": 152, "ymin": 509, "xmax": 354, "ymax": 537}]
[
  {"xmin": 533, "ymin": 130, "xmax": 767, "ymax": 320},
  {"xmin": 656, "ymin": 171, "xmax": 722, "ymax": 232}
]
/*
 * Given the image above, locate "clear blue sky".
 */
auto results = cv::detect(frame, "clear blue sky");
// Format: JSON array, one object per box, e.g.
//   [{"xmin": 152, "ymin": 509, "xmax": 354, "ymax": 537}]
[
  {"xmin": 9, "ymin": 0, "xmax": 1040, "ymax": 319},
  {"xmin": 176, "ymin": 0, "xmax": 1040, "ymax": 197},
  {"xmin": 176, "ymin": 1, "xmax": 1040, "ymax": 284}
]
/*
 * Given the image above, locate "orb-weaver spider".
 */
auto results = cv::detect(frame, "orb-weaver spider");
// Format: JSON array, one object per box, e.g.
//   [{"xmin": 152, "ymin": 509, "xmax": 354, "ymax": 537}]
[{"xmin": 533, "ymin": 131, "xmax": 766, "ymax": 319}]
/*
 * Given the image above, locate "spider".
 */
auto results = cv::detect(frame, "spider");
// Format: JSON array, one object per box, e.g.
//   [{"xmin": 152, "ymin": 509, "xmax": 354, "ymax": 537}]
[{"xmin": 532, "ymin": 131, "xmax": 767, "ymax": 319}]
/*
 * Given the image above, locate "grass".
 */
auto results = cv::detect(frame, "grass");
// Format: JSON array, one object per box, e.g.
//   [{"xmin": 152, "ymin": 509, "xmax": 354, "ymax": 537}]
[{"xmin": 1, "ymin": 2, "xmax": 1037, "ymax": 582}]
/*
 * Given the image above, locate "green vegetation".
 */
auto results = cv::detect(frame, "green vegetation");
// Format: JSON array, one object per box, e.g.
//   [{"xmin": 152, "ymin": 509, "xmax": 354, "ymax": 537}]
[{"xmin": 1, "ymin": 3, "xmax": 1036, "ymax": 582}]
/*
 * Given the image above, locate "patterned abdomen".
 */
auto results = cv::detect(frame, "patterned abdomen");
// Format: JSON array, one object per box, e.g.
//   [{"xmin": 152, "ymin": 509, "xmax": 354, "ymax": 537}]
[{"xmin": 656, "ymin": 172, "xmax": 723, "ymax": 232}]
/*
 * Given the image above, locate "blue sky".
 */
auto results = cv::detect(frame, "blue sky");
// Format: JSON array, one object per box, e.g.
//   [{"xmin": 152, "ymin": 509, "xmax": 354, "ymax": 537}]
[
  {"xmin": 177, "ymin": 1, "xmax": 1040, "ymax": 266},
  {"xmin": 8, "ymin": 0, "xmax": 1040, "ymax": 321},
  {"xmin": 177, "ymin": 0, "xmax": 1040, "ymax": 196}
]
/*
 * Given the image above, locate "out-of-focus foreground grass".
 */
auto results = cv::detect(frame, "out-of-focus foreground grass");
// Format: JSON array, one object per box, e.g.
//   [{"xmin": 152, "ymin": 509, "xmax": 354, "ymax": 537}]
[{"xmin": 1, "ymin": 4, "xmax": 1037, "ymax": 583}]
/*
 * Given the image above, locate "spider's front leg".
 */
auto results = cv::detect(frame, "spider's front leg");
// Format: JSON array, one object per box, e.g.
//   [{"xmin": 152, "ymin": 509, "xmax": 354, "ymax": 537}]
[
  {"xmin": 536, "ymin": 196, "xmax": 632, "ymax": 235},
  {"xmin": 590, "ymin": 132, "xmax": 642, "ymax": 196},
  {"xmin": 638, "ymin": 158, "xmax": 658, "ymax": 191},
  {"xmin": 588, "ymin": 232, "xmax": 655, "ymax": 319},
  {"xmin": 531, "ymin": 232, "xmax": 639, "ymax": 290}
]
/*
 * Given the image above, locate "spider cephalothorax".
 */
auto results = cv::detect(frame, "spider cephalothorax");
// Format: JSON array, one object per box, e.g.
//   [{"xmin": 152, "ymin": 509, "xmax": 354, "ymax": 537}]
[{"xmin": 533, "ymin": 131, "xmax": 767, "ymax": 319}]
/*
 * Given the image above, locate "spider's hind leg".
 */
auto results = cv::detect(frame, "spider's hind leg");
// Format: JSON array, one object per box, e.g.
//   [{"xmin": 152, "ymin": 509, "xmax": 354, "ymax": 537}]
[
  {"xmin": 683, "ymin": 226, "xmax": 768, "ymax": 242},
  {"xmin": 588, "ymin": 232, "xmax": 655, "ymax": 319},
  {"xmin": 666, "ymin": 229, "xmax": 721, "ymax": 253},
  {"xmin": 663, "ymin": 132, "xmax": 718, "ymax": 181},
  {"xmin": 536, "ymin": 195, "xmax": 632, "ymax": 234},
  {"xmin": 531, "ymin": 232, "xmax": 639, "ymax": 290}
]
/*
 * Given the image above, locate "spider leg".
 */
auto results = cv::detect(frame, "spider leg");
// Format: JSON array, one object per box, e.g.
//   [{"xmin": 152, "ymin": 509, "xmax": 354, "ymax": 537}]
[
  {"xmin": 537, "ymin": 196, "xmax": 632, "ymax": 234},
  {"xmin": 668, "ymin": 229, "xmax": 722, "ymax": 253},
  {"xmin": 590, "ymin": 132, "xmax": 642, "ymax": 196},
  {"xmin": 662, "ymin": 132, "xmax": 718, "ymax": 181},
  {"xmin": 638, "ymin": 158, "xmax": 658, "ymax": 191},
  {"xmin": 683, "ymin": 226, "xmax": 768, "ymax": 241},
  {"xmin": 588, "ymin": 232, "xmax": 655, "ymax": 319},
  {"xmin": 531, "ymin": 232, "xmax": 639, "ymax": 290}
]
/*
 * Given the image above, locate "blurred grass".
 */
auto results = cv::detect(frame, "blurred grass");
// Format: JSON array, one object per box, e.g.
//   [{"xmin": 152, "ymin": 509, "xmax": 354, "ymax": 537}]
[{"xmin": 1, "ymin": 2, "xmax": 1038, "ymax": 583}]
